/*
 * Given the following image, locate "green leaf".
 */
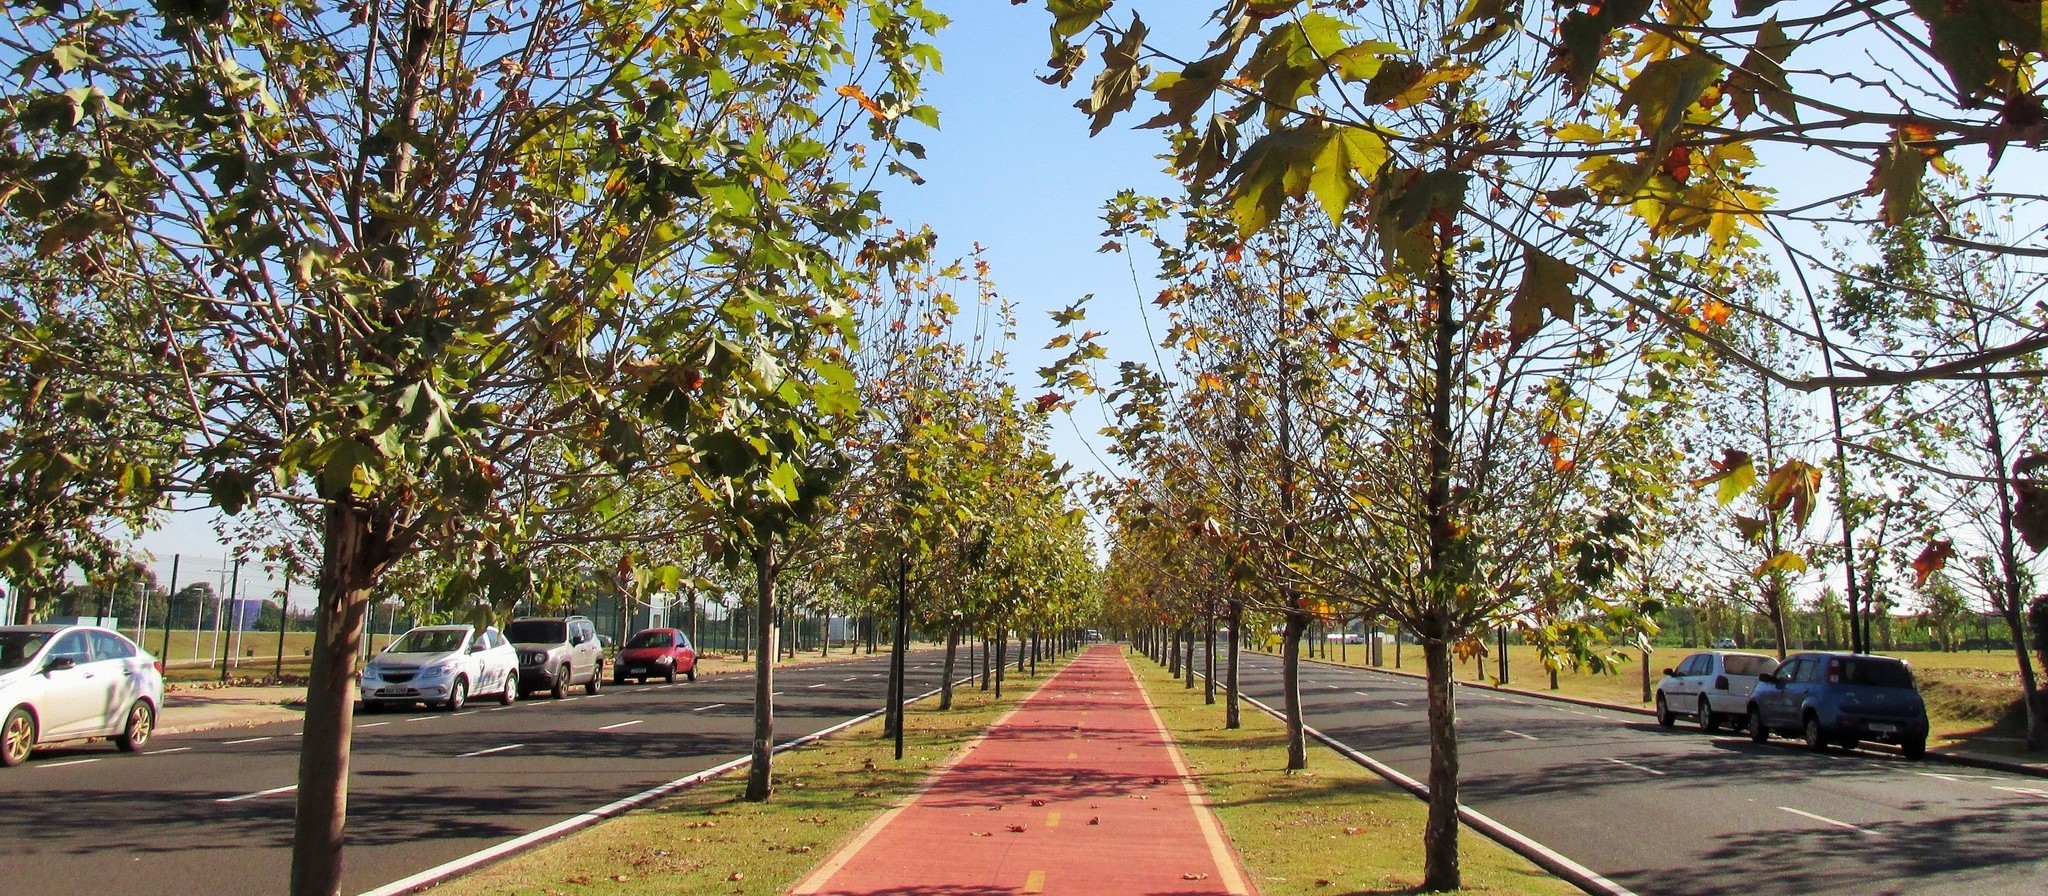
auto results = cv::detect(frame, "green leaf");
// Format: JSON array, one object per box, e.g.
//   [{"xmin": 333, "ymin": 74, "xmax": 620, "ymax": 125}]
[
  {"xmin": 1727, "ymin": 19, "xmax": 1798, "ymax": 123},
  {"xmin": 1140, "ymin": 51, "xmax": 1234, "ymax": 131},
  {"xmin": 1619, "ymin": 53, "xmax": 1724, "ymax": 161},
  {"xmin": 1906, "ymin": 0, "xmax": 2046, "ymax": 99},
  {"xmin": 1865, "ymin": 126, "xmax": 1931, "ymax": 225},
  {"xmin": 1048, "ymin": 0, "xmax": 1114, "ymax": 43},
  {"xmin": 1752, "ymin": 550, "xmax": 1808, "ymax": 577},
  {"xmin": 1308, "ymin": 126, "xmax": 1388, "ymax": 225},
  {"xmin": 1506, "ymin": 247, "xmax": 1581, "ymax": 344},
  {"xmin": 1223, "ymin": 125, "xmax": 1323, "ymax": 236},
  {"xmin": 1079, "ymin": 17, "xmax": 1148, "ymax": 136}
]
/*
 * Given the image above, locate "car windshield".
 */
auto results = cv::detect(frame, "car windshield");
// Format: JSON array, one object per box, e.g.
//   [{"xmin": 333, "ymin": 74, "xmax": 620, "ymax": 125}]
[
  {"xmin": 504, "ymin": 620, "xmax": 567, "ymax": 644},
  {"xmin": 387, "ymin": 629, "xmax": 466, "ymax": 654},
  {"xmin": 626, "ymin": 631, "xmax": 673, "ymax": 649},
  {"xmin": 1835, "ymin": 658, "xmax": 1914, "ymax": 688},
  {"xmin": 1722, "ymin": 655, "xmax": 1779, "ymax": 676},
  {"xmin": 0, "ymin": 632, "xmax": 53, "ymax": 671}
]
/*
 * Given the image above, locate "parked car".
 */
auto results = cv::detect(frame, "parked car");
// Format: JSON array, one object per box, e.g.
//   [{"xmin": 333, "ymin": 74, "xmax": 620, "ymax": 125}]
[
  {"xmin": 505, "ymin": 616, "xmax": 605, "ymax": 698},
  {"xmin": 1712, "ymin": 638, "xmax": 1738, "ymax": 649},
  {"xmin": 615, "ymin": 628, "xmax": 696, "ymax": 684},
  {"xmin": 0, "ymin": 625, "xmax": 163, "ymax": 767},
  {"xmin": 1085, "ymin": 629, "xmax": 1103, "ymax": 642},
  {"xmin": 1655, "ymin": 650, "xmax": 1779, "ymax": 732},
  {"xmin": 359, "ymin": 625, "xmax": 518, "ymax": 712},
  {"xmin": 1746, "ymin": 652, "xmax": 1929, "ymax": 758}
]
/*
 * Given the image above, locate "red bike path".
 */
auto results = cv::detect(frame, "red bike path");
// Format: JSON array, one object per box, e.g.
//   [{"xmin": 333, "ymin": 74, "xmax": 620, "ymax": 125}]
[{"xmin": 793, "ymin": 644, "xmax": 1255, "ymax": 896}]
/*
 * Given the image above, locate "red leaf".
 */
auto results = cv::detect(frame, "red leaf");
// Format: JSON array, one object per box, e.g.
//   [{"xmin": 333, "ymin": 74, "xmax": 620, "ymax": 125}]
[{"xmin": 1910, "ymin": 539, "xmax": 1954, "ymax": 588}]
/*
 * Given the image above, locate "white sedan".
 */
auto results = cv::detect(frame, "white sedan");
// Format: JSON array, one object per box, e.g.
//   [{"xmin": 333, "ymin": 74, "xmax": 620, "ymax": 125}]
[
  {"xmin": 0, "ymin": 625, "xmax": 165, "ymax": 767},
  {"xmin": 1656, "ymin": 650, "xmax": 1780, "ymax": 732},
  {"xmin": 359, "ymin": 624, "xmax": 518, "ymax": 712}
]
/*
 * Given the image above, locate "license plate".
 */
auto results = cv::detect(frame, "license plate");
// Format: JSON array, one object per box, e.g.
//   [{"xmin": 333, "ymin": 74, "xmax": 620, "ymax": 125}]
[
  {"xmin": 629, "ymin": 667, "xmax": 647, "ymax": 674},
  {"xmin": 1870, "ymin": 723, "xmax": 1897, "ymax": 734},
  {"xmin": 377, "ymin": 687, "xmax": 412, "ymax": 697}
]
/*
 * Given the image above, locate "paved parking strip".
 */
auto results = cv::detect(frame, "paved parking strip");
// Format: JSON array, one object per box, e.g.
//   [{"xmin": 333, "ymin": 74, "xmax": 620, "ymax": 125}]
[
  {"xmin": 0, "ymin": 650, "xmax": 945, "ymax": 896},
  {"xmin": 1202, "ymin": 648, "xmax": 2048, "ymax": 896}
]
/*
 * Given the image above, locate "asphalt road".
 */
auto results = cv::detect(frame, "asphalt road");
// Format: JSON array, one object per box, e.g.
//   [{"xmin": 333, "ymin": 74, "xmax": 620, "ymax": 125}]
[
  {"xmin": 0, "ymin": 650, "xmax": 949, "ymax": 896},
  {"xmin": 1200, "ymin": 648, "xmax": 2048, "ymax": 896}
]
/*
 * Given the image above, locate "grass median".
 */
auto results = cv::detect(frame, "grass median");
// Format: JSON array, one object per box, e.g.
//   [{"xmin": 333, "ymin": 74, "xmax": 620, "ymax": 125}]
[
  {"xmin": 426, "ymin": 655, "xmax": 1067, "ymax": 896},
  {"xmin": 1137, "ymin": 654, "xmax": 1581, "ymax": 896}
]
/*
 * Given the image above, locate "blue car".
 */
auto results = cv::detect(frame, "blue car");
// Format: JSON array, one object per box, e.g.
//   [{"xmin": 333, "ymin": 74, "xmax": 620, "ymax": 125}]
[{"xmin": 1746, "ymin": 652, "xmax": 1928, "ymax": 759}]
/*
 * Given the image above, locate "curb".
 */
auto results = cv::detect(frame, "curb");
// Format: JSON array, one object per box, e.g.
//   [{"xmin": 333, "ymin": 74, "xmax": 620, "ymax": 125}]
[
  {"xmin": 1184, "ymin": 663, "xmax": 1634, "ymax": 896},
  {"xmin": 1278, "ymin": 651, "xmax": 2048, "ymax": 779},
  {"xmin": 356, "ymin": 671, "xmax": 983, "ymax": 896}
]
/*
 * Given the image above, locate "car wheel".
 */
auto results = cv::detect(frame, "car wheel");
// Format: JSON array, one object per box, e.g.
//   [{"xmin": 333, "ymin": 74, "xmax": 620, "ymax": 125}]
[
  {"xmin": 637, "ymin": 676, "xmax": 647, "ymax": 684},
  {"xmin": 446, "ymin": 677, "xmax": 468, "ymax": 712},
  {"xmin": 499, "ymin": 680, "xmax": 516, "ymax": 706},
  {"xmin": 116, "ymin": 701, "xmax": 155, "ymax": 752},
  {"xmin": 550, "ymin": 667, "xmax": 568, "ymax": 700},
  {"xmin": 1748, "ymin": 706, "xmax": 1769, "ymax": 743},
  {"xmin": 1, "ymin": 707, "xmax": 36, "ymax": 767},
  {"xmin": 1803, "ymin": 714, "xmax": 1826, "ymax": 751},
  {"xmin": 1903, "ymin": 738, "xmax": 1927, "ymax": 760},
  {"xmin": 665, "ymin": 664, "xmax": 677, "ymax": 684},
  {"xmin": 1655, "ymin": 694, "xmax": 1674, "ymax": 728},
  {"xmin": 686, "ymin": 664, "xmax": 696, "ymax": 682},
  {"xmin": 585, "ymin": 667, "xmax": 601, "ymax": 695},
  {"xmin": 613, "ymin": 671, "xmax": 627, "ymax": 686},
  {"xmin": 1698, "ymin": 697, "xmax": 1718, "ymax": 733}
]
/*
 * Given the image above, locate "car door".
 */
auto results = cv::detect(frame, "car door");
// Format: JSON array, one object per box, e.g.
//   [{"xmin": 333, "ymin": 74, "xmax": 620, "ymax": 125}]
[
  {"xmin": 1758, "ymin": 657, "xmax": 1801, "ymax": 728},
  {"xmin": 88, "ymin": 631, "xmax": 141, "ymax": 734},
  {"xmin": 487, "ymin": 630, "xmax": 516, "ymax": 693},
  {"xmin": 573, "ymin": 620, "xmax": 599, "ymax": 679},
  {"xmin": 35, "ymin": 632, "xmax": 104, "ymax": 739}
]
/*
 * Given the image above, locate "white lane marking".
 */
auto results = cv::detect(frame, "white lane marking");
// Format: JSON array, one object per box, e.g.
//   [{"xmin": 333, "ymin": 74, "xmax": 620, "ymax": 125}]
[
  {"xmin": 223, "ymin": 736, "xmax": 272, "ymax": 745},
  {"xmin": 218, "ymin": 784, "xmax": 297, "ymax": 803},
  {"xmin": 807, "ymin": 683, "xmax": 827, "ymax": 689},
  {"xmin": 1325, "ymin": 684, "xmax": 1341, "ymax": 690},
  {"xmin": 1353, "ymin": 691, "xmax": 1372, "ymax": 697},
  {"xmin": 772, "ymin": 692, "xmax": 785, "ymax": 697},
  {"xmin": 151, "ymin": 747, "xmax": 191, "ymax": 755},
  {"xmin": 599, "ymin": 720, "xmax": 643, "ymax": 731},
  {"xmin": 1778, "ymin": 807, "xmax": 1875, "ymax": 835},
  {"xmin": 586, "ymin": 693, "xmax": 609, "ymax": 699},
  {"xmin": 692, "ymin": 703, "xmax": 726, "ymax": 712},
  {"xmin": 405, "ymin": 716, "xmax": 436, "ymax": 722},
  {"xmin": 1603, "ymin": 758, "xmax": 1666, "ymax": 776},
  {"xmin": 1993, "ymin": 786, "xmax": 2048, "ymax": 800},
  {"xmin": 1391, "ymin": 701, "xmax": 1410, "ymax": 707},
  {"xmin": 1503, "ymin": 730, "xmax": 1539, "ymax": 741},
  {"xmin": 561, "ymin": 697, "xmax": 580, "ymax": 702},
  {"xmin": 454, "ymin": 710, "xmax": 479, "ymax": 717},
  {"xmin": 358, "ymin": 722, "xmax": 390, "ymax": 729},
  {"xmin": 458, "ymin": 743, "xmax": 525, "ymax": 758},
  {"xmin": 844, "ymin": 677, "xmax": 858, "ymax": 682},
  {"xmin": 38, "ymin": 758, "xmax": 103, "ymax": 769},
  {"xmin": 1917, "ymin": 772, "xmax": 1999, "ymax": 782},
  {"xmin": 488, "ymin": 707, "xmax": 511, "ymax": 712}
]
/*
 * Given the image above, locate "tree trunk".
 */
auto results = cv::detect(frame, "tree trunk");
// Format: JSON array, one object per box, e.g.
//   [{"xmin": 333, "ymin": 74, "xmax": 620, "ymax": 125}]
[
  {"xmin": 940, "ymin": 627, "xmax": 959, "ymax": 710},
  {"xmin": 1183, "ymin": 625, "xmax": 1196, "ymax": 689},
  {"xmin": 1422, "ymin": 635, "xmax": 1462, "ymax": 892},
  {"xmin": 889, "ymin": 560, "xmax": 910, "ymax": 761},
  {"xmin": 288, "ymin": 501, "xmax": 390, "ymax": 896},
  {"xmin": 1226, "ymin": 597, "xmax": 1242, "ymax": 728},
  {"xmin": 994, "ymin": 630, "xmax": 1006, "ymax": 699},
  {"xmin": 1280, "ymin": 610, "xmax": 1307, "ymax": 770},
  {"xmin": 1204, "ymin": 601, "xmax": 1217, "ymax": 705},
  {"xmin": 744, "ymin": 537, "xmax": 777, "ymax": 802}
]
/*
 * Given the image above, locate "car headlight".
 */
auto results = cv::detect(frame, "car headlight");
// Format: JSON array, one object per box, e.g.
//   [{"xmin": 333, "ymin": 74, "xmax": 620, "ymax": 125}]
[
  {"xmin": 655, "ymin": 655, "xmax": 673, "ymax": 664},
  {"xmin": 361, "ymin": 665, "xmax": 382, "ymax": 681},
  {"xmin": 524, "ymin": 651, "xmax": 547, "ymax": 665},
  {"xmin": 419, "ymin": 663, "xmax": 452, "ymax": 679}
]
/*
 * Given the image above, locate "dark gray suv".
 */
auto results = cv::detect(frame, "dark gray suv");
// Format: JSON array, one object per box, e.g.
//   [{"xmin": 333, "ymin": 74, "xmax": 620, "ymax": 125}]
[{"xmin": 506, "ymin": 616, "xmax": 605, "ymax": 699}]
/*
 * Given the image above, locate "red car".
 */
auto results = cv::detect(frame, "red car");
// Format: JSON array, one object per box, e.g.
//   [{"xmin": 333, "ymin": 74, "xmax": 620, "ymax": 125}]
[{"xmin": 615, "ymin": 628, "xmax": 697, "ymax": 684}]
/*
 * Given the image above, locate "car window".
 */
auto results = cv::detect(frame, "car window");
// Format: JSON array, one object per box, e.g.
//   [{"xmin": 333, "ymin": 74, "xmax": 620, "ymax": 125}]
[
  {"xmin": 676, "ymin": 632, "xmax": 692, "ymax": 650},
  {"xmin": 575, "ymin": 621, "xmax": 594, "ymax": 643},
  {"xmin": 1686, "ymin": 655, "xmax": 1710, "ymax": 676},
  {"xmin": 0, "ymin": 632, "xmax": 54, "ymax": 671},
  {"xmin": 1773, "ymin": 659, "xmax": 1801, "ymax": 682},
  {"xmin": 388, "ymin": 629, "xmax": 466, "ymax": 654},
  {"xmin": 505, "ymin": 620, "xmax": 567, "ymax": 643},
  {"xmin": 47, "ymin": 632, "xmax": 90, "ymax": 665},
  {"xmin": 626, "ymin": 631, "xmax": 673, "ymax": 649},
  {"xmin": 1795, "ymin": 658, "xmax": 1826, "ymax": 683},
  {"xmin": 89, "ymin": 631, "xmax": 136, "ymax": 662},
  {"xmin": 1834, "ymin": 658, "xmax": 1914, "ymax": 689},
  {"xmin": 1723, "ymin": 655, "xmax": 1777, "ymax": 677}
]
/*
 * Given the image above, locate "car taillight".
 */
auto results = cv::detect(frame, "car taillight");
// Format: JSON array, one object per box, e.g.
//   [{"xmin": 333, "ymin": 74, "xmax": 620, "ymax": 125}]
[
  {"xmin": 154, "ymin": 660, "xmax": 164, "ymax": 676},
  {"xmin": 1827, "ymin": 658, "xmax": 1841, "ymax": 683}
]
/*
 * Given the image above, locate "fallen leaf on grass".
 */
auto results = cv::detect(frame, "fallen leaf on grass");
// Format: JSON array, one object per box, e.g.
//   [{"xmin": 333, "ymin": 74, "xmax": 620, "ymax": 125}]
[
  {"xmin": 1343, "ymin": 827, "xmax": 1362, "ymax": 835},
  {"xmin": 612, "ymin": 875, "xmax": 631, "ymax": 882}
]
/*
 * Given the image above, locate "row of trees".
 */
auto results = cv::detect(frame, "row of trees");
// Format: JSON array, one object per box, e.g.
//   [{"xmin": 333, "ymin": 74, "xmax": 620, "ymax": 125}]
[
  {"xmin": 0, "ymin": 5, "xmax": 1099, "ymax": 896},
  {"xmin": 1038, "ymin": 0, "xmax": 2048, "ymax": 889}
]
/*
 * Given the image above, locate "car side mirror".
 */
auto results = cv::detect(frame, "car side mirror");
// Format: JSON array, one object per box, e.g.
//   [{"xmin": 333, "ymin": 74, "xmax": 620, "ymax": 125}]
[
  {"xmin": 1757, "ymin": 673, "xmax": 1777, "ymax": 685},
  {"xmin": 42, "ymin": 656, "xmax": 75, "ymax": 674},
  {"xmin": 1662, "ymin": 668, "xmax": 1676, "ymax": 677}
]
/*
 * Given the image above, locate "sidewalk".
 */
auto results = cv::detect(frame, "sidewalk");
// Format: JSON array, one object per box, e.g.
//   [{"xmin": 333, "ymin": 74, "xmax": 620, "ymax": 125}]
[
  {"xmin": 158, "ymin": 684, "xmax": 306, "ymax": 736},
  {"xmin": 794, "ymin": 645, "xmax": 1255, "ymax": 896}
]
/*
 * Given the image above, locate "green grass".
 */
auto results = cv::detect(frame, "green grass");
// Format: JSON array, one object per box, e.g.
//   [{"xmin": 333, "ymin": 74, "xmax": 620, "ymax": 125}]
[
  {"xmin": 1137, "ymin": 653, "xmax": 1580, "ymax": 896},
  {"xmin": 425, "ymin": 657, "xmax": 1068, "ymax": 896}
]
